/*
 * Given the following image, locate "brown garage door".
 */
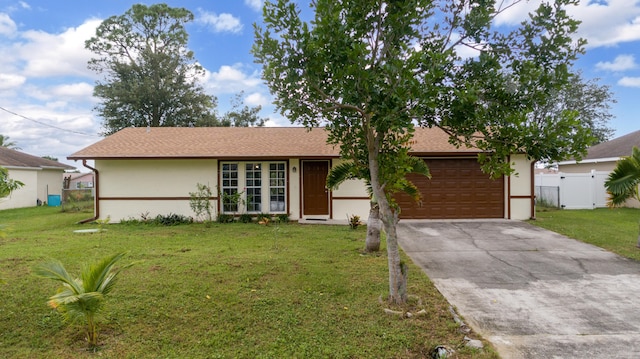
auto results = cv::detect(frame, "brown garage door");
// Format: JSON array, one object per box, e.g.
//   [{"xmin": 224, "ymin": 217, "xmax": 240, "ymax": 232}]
[{"xmin": 395, "ymin": 158, "xmax": 504, "ymax": 219}]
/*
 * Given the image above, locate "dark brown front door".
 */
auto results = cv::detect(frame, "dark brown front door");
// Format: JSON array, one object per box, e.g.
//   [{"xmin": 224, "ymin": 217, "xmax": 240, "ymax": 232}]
[
  {"xmin": 302, "ymin": 161, "xmax": 329, "ymax": 216},
  {"xmin": 396, "ymin": 158, "xmax": 504, "ymax": 219}
]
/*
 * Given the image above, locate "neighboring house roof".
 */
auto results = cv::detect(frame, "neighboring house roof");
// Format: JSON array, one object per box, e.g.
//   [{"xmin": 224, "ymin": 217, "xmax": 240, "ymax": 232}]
[
  {"xmin": 583, "ymin": 129, "xmax": 640, "ymax": 160},
  {"xmin": 559, "ymin": 129, "xmax": 640, "ymax": 165},
  {"xmin": 0, "ymin": 146, "xmax": 75, "ymax": 170},
  {"xmin": 68, "ymin": 127, "xmax": 480, "ymax": 160}
]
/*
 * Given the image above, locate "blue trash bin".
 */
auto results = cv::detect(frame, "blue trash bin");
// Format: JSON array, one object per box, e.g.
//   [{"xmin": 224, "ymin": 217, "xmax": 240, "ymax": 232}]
[{"xmin": 47, "ymin": 194, "xmax": 61, "ymax": 206}]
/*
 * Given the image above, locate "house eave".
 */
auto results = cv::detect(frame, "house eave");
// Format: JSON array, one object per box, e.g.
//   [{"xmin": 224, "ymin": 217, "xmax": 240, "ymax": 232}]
[{"xmin": 558, "ymin": 157, "xmax": 621, "ymax": 166}]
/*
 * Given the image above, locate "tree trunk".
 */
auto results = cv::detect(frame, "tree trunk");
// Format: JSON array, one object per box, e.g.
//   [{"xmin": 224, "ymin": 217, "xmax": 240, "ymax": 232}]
[
  {"xmin": 367, "ymin": 145, "xmax": 407, "ymax": 305},
  {"xmin": 365, "ymin": 201, "xmax": 381, "ymax": 252}
]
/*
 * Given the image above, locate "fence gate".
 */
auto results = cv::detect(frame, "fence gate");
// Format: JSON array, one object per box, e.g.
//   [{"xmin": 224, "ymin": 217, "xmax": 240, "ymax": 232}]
[{"xmin": 559, "ymin": 173, "xmax": 595, "ymax": 209}]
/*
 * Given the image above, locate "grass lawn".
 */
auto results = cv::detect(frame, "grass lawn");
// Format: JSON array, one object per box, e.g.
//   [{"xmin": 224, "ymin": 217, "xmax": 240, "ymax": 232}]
[
  {"xmin": 0, "ymin": 207, "xmax": 497, "ymax": 358},
  {"xmin": 531, "ymin": 207, "xmax": 640, "ymax": 261}
]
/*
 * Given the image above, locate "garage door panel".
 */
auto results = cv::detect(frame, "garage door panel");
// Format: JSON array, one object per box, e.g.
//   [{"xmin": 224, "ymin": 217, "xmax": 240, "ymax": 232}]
[{"xmin": 396, "ymin": 158, "xmax": 504, "ymax": 219}]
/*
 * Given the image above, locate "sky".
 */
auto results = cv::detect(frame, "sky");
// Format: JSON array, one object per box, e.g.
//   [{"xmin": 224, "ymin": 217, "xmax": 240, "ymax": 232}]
[{"xmin": 0, "ymin": 0, "xmax": 639, "ymax": 169}]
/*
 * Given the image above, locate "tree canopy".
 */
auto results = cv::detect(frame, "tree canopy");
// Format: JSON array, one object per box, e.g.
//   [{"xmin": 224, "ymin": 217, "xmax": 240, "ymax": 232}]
[
  {"xmin": 253, "ymin": 0, "xmax": 593, "ymax": 304},
  {"xmin": 86, "ymin": 4, "xmax": 264, "ymax": 135}
]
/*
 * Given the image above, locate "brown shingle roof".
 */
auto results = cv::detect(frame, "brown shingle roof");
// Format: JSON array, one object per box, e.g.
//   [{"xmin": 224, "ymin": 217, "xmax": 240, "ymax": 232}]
[
  {"xmin": 583, "ymin": 129, "xmax": 640, "ymax": 160},
  {"xmin": 67, "ymin": 127, "xmax": 480, "ymax": 160},
  {"xmin": 0, "ymin": 146, "xmax": 75, "ymax": 170}
]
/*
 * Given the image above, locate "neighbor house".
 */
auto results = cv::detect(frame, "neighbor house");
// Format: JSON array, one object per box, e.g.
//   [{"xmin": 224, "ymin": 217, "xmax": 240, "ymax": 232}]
[
  {"xmin": 0, "ymin": 146, "xmax": 75, "ymax": 210},
  {"xmin": 558, "ymin": 129, "xmax": 640, "ymax": 173},
  {"xmin": 558, "ymin": 129, "xmax": 640, "ymax": 208},
  {"xmin": 67, "ymin": 127, "xmax": 535, "ymax": 223}
]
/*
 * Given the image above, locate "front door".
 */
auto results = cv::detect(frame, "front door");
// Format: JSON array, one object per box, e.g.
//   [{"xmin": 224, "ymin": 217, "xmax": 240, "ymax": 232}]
[{"xmin": 302, "ymin": 161, "xmax": 329, "ymax": 216}]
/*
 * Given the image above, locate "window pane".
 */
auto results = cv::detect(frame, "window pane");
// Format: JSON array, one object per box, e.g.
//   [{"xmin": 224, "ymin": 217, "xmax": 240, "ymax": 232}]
[{"xmin": 269, "ymin": 162, "xmax": 286, "ymax": 213}]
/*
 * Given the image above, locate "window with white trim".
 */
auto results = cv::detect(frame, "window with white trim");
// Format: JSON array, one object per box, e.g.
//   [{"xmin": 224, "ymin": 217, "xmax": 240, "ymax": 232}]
[
  {"xmin": 220, "ymin": 161, "xmax": 287, "ymax": 214},
  {"xmin": 269, "ymin": 163, "xmax": 286, "ymax": 212},
  {"xmin": 221, "ymin": 163, "xmax": 239, "ymax": 212},
  {"xmin": 245, "ymin": 163, "xmax": 262, "ymax": 212}
]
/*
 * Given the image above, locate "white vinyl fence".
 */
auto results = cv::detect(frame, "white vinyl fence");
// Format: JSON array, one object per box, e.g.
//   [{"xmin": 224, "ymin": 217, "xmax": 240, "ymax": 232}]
[{"xmin": 534, "ymin": 171, "xmax": 609, "ymax": 210}]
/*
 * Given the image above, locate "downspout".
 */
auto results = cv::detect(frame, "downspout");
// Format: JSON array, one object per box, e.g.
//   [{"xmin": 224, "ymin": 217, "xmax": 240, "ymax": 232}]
[
  {"xmin": 78, "ymin": 159, "xmax": 99, "ymax": 224},
  {"xmin": 530, "ymin": 161, "xmax": 536, "ymax": 220}
]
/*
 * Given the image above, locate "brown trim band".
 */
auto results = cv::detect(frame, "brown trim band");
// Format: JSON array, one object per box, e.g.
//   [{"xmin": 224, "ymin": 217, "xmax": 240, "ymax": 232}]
[
  {"xmin": 332, "ymin": 196, "xmax": 370, "ymax": 200},
  {"xmin": 101, "ymin": 197, "xmax": 218, "ymax": 201},
  {"xmin": 510, "ymin": 195, "xmax": 535, "ymax": 199}
]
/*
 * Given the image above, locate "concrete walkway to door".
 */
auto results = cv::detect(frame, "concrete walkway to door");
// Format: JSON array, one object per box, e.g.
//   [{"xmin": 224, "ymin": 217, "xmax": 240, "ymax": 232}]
[{"xmin": 397, "ymin": 220, "xmax": 640, "ymax": 359}]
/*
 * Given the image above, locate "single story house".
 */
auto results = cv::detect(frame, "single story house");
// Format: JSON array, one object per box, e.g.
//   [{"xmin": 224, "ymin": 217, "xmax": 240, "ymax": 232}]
[
  {"xmin": 558, "ymin": 129, "xmax": 640, "ymax": 173},
  {"xmin": 67, "ymin": 127, "xmax": 535, "ymax": 223},
  {"xmin": 0, "ymin": 146, "xmax": 75, "ymax": 210}
]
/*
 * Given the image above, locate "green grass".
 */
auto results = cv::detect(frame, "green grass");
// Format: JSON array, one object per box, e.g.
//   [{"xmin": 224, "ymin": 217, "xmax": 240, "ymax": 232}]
[
  {"xmin": 0, "ymin": 206, "xmax": 497, "ymax": 358},
  {"xmin": 530, "ymin": 207, "xmax": 640, "ymax": 261}
]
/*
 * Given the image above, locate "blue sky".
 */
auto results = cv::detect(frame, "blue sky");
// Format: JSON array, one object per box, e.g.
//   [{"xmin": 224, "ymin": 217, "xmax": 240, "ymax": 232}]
[{"xmin": 0, "ymin": 0, "xmax": 639, "ymax": 168}]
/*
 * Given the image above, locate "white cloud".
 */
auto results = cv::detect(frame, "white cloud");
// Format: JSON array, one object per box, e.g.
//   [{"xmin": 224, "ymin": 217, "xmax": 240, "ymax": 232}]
[
  {"xmin": 596, "ymin": 54, "xmax": 637, "ymax": 71},
  {"xmin": 618, "ymin": 77, "xmax": 640, "ymax": 87},
  {"xmin": 197, "ymin": 10, "xmax": 242, "ymax": 34},
  {"xmin": 18, "ymin": 1, "xmax": 31, "ymax": 10},
  {"xmin": 244, "ymin": 92, "xmax": 269, "ymax": 106},
  {"xmin": 0, "ymin": 73, "xmax": 26, "ymax": 90},
  {"xmin": 16, "ymin": 18, "xmax": 100, "ymax": 78},
  {"xmin": 245, "ymin": 0, "xmax": 263, "ymax": 12},
  {"xmin": 203, "ymin": 64, "xmax": 262, "ymax": 94},
  {"xmin": 0, "ymin": 13, "xmax": 17, "ymax": 36},
  {"xmin": 569, "ymin": 0, "xmax": 640, "ymax": 48},
  {"xmin": 51, "ymin": 82, "xmax": 94, "ymax": 98},
  {"xmin": 493, "ymin": 0, "xmax": 640, "ymax": 49}
]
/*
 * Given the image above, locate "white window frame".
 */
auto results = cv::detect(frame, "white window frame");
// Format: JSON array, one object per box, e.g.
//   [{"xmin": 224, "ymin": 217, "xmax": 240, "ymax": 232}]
[{"xmin": 220, "ymin": 161, "xmax": 287, "ymax": 214}]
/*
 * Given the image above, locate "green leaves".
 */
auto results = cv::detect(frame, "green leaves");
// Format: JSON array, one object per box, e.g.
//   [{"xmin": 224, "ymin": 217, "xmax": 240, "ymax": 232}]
[
  {"xmin": 86, "ymin": 4, "xmax": 216, "ymax": 135},
  {"xmin": 33, "ymin": 252, "xmax": 133, "ymax": 347},
  {"xmin": 0, "ymin": 166, "xmax": 24, "ymax": 199},
  {"xmin": 606, "ymin": 147, "xmax": 640, "ymax": 207}
]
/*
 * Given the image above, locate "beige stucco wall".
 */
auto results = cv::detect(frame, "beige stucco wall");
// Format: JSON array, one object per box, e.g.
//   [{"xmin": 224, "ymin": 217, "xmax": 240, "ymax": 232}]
[
  {"xmin": 289, "ymin": 159, "xmax": 301, "ymax": 220},
  {"xmin": 509, "ymin": 154, "xmax": 534, "ymax": 220},
  {"xmin": 38, "ymin": 169, "xmax": 65, "ymax": 203},
  {"xmin": 329, "ymin": 159, "xmax": 370, "ymax": 220},
  {"xmin": 0, "ymin": 168, "xmax": 38, "ymax": 210},
  {"xmin": 559, "ymin": 161, "xmax": 616, "ymax": 173},
  {"xmin": 96, "ymin": 159, "xmax": 218, "ymax": 222}
]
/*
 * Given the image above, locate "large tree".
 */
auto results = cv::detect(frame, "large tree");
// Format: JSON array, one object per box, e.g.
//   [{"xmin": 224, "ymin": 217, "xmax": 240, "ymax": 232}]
[
  {"xmin": 86, "ymin": 4, "xmax": 265, "ymax": 135},
  {"xmin": 254, "ymin": 0, "xmax": 593, "ymax": 304},
  {"xmin": 534, "ymin": 71, "xmax": 615, "ymax": 145}
]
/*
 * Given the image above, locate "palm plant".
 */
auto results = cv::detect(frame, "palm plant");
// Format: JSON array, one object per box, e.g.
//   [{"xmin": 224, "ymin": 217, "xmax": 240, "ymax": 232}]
[
  {"xmin": 33, "ymin": 252, "xmax": 133, "ymax": 347},
  {"xmin": 327, "ymin": 157, "xmax": 430, "ymax": 252},
  {"xmin": 605, "ymin": 146, "xmax": 640, "ymax": 247},
  {"xmin": 0, "ymin": 134, "xmax": 20, "ymax": 150},
  {"xmin": 0, "ymin": 166, "xmax": 24, "ymax": 199}
]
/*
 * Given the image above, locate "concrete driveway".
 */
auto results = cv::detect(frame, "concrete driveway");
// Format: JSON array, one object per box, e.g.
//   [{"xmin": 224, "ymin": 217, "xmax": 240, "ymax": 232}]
[{"xmin": 397, "ymin": 220, "xmax": 640, "ymax": 359}]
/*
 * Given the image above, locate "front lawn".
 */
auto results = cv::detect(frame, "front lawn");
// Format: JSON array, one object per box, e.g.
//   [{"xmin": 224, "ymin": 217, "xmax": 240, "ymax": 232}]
[
  {"xmin": 0, "ymin": 207, "xmax": 496, "ymax": 358},
  {"xmin": 531, "ymin": 207, "xmax": 640, "ymax": 261}
]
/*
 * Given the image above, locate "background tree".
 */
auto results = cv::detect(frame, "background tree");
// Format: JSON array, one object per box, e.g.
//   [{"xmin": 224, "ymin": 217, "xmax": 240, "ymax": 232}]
[
  {"xmin": 533, "ymin": 71, "xmax": 615, "ymax": 145},
  {"xmin": 254, "ymin": 0, "xmax": 592, "ymax": 304},
  {"xmin": 86, "ymin": 4, "xmax": 264, "ymax": 135},
  {"xmin": 215, "ymin": 92, "xmax": 266, "ymax": 127},
  {"xmin": 41, "ymin": 155, "xmax": 58, "ymax": 162},
  {"xmin": 605, "ymin": 147, "xmax": 640, "ymax": 247},
  {"xmin": 0, "ymin": 134, "xmax": 20, "ymax": 150}
]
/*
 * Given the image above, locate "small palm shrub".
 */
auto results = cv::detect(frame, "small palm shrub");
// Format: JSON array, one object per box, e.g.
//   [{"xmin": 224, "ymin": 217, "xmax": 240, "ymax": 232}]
[
  {"xmin": 348, "ymin": 214, "xmax": 362, "ymax": 230},
  {"xmin": 33, "ymin": 252, "xmax": 133, "ymax": 348}
]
